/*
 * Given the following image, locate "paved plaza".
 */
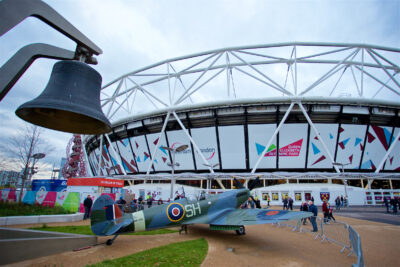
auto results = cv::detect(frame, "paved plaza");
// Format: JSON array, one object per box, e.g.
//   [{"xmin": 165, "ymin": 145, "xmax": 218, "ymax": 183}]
[{"xmin": 3, "ymin": 206, "xmax": 399, "ymax": 267}]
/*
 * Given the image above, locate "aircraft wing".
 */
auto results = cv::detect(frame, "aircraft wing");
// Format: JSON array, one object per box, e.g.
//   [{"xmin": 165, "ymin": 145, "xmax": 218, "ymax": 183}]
[{"xmin": 208, "ymin": 209, "xmax": 312, "ymax": 226}]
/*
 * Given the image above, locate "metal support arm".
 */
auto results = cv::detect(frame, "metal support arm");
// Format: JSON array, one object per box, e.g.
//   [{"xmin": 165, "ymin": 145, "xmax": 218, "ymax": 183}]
[
  {"xmin": 0, "ymin": 0, "xmax": 102, "ymax": 55},
  {"xmin": 0, "ymin": 0, "xmax": 103, "ymax": 100},
  {"xmin": 0, "ymin": 43, "xmax": 75, "ymax": 101}
]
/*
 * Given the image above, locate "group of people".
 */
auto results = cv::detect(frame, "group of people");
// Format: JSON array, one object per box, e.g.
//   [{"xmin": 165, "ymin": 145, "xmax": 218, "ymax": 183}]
[
  {"xmin": 322, "ymin": 200, "xmax": 336, "ymax": 223},
  {"xmin": 126, "ymin": 194, "xmax": 170, "ymax": 212},
  {"xmin": 240, "ymin": 196, "xmax": 261, "ymax": 209},
  {"xmin": 299, "ymin": 201, "xmax": 319, "ymax": 232},
  {"xmin": 334, "ymin": 195, "xmax": 347, "ymax": 210},
  {"xmin": 282, "ymin": 196, "xmax": 294, "ymax": 210},
  {"xmin": 384, "ymin": 197, "xmax": 399, "ymax": 214},
  {"xmin": 298, "ymin": 199, "xmax": 336, "ymax": 232}
]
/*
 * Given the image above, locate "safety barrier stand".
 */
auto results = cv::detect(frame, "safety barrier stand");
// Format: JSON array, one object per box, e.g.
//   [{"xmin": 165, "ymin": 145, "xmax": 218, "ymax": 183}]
[{"xmin": 274, "ymin": 216, "xmax": 364, "ymax": 267}]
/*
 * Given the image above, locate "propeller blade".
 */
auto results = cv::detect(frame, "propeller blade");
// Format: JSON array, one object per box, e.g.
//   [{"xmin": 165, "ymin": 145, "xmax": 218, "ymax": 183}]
[
  {"xmin": 233, "ymin": 178, "xmax": 244, "ymax": 189},
  {"xmin": 248, "ymin": 177, "xmax": 260, "ymax": 191}
]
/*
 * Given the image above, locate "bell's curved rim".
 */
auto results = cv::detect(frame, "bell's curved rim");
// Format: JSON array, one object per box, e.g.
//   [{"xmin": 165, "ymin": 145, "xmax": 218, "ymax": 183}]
[
  {"xmin": 16, "ymin": 98, "xmax": 112, "ymax": 135},
  {"xmin": 16, "ymin": 107, "xmax": 112, "ymax": 134}
]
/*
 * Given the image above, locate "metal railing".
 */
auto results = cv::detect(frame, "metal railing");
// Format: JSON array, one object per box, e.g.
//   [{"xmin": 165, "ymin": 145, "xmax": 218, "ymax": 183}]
[{"xmin": 272, "ymin": 216, "xmax": 364, "ymax": 267}]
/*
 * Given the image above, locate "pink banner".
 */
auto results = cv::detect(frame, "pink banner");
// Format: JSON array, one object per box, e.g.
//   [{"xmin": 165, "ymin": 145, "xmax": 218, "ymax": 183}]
[
  {"xmin": 7, "ymin": 190, "xmax": 16, "ymax": 202},
  {"xmin": 42, "ymin": 191, "xmax": 57, "ymax": 207}
]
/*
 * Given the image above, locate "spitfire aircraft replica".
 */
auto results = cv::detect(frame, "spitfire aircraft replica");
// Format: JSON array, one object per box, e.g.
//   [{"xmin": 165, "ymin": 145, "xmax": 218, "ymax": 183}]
[{"xmin": 90, "ymin": 180, "xmax": 312, "ymax": 245}]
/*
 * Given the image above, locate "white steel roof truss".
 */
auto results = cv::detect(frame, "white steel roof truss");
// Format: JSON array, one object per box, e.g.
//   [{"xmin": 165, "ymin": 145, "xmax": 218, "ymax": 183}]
[{"xmin": 300, "ymin": 48, "xmax": 360, "ymax": 96}]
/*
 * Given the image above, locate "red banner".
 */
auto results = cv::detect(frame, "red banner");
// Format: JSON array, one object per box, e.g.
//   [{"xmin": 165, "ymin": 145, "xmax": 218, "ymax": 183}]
[{"xmin": 67, "ymin": 178, "xmax": 124, "ymax": 187}]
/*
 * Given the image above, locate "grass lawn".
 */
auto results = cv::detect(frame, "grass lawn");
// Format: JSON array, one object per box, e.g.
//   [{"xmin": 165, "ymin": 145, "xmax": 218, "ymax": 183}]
[
  {"xmin": 0, "ymin": 202, "xmax": 74, "ymax": 217},
  {"xmin": 30, "ymin": 225, "xmax": 179, "ymax": 236},
  {"xmin": 86, "ymin": 238, "xmax": 208, "ymax": 267}
]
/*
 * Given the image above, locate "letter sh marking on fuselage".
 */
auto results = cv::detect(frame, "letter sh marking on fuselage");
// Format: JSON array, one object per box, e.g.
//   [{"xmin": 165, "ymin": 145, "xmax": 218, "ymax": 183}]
[{"xmin": 185, "ymin": 202, "xmax": 201, "ymax": 218}]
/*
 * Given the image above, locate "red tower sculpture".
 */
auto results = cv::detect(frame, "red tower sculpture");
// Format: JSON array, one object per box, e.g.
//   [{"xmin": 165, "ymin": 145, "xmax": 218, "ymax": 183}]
[{"xmin": 62, "ymin": 134, "xmax": 87, "ymax": 178}]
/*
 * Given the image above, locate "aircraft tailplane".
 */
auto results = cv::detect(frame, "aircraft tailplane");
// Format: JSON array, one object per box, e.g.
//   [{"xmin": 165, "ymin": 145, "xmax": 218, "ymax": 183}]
[{"xmin": 90, "ymin": 194, "xmax": 132, "ymax": 236}]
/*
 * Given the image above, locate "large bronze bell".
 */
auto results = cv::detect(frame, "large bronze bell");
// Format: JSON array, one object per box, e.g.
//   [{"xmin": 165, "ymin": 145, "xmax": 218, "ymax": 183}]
[{"xmin": 15, "ymin": 60, "xmax": 111, "ymax": 134}]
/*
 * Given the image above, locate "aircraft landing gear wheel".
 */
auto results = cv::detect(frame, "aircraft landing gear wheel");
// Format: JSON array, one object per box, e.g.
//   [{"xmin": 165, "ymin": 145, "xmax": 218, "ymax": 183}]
[
  {"xmin": 106, "ymin": 239, "xmax": 113, "ymax": 246},
  {"xmin": 236, "ymin": 225, "xmax": 245, "ymax": 235}
]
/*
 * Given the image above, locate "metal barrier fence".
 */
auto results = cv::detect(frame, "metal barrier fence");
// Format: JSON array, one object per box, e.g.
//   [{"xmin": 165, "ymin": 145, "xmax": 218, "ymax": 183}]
[{"xmin": 273, "ymin": 216, "xmax": 364, "ymax": 267}]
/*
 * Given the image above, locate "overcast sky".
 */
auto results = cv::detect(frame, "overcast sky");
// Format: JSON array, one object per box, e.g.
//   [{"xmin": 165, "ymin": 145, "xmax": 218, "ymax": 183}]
[{"xmin": 0, "ymin": 0, "xmax": 399, "ymax": 179}]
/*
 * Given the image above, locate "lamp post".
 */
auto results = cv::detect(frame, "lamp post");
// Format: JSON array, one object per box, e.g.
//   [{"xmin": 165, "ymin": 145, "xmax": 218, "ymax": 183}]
[
  {"xmin": 161, "ymin": 145, "xmax": 188, "ymax": 199},
  {"xmin": 333, "ymin": 162, "xmax": 350, "ymax": 207},
  {"xmin": 202, "ymin": 163, "xmax": 219, "ymax": 190},
  {"xmin": 19, "ymin": 152, "xmax": 45, "ymax": 203}
]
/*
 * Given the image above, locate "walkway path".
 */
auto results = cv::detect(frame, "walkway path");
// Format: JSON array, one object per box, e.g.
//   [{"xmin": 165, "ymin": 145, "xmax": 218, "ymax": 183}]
[{"xmin": 6, "ymin": 213, "xmax": 400, "ymax": 266}]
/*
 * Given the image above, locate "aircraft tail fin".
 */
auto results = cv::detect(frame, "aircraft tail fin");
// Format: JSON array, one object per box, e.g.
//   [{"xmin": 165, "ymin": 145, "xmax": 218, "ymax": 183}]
[{"xmin": 90, "ymin": 194, "xmax": 130, "ymax": 236}]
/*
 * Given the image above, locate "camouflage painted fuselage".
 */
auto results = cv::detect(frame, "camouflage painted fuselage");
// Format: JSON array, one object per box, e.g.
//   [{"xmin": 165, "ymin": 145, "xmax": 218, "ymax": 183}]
[
  {"xmin": 128, "ymin": 188, "xmax": 249, "ymax": 233},
  {"xmin": 90, "ymin": 188, "xmax": 312, "ymax": 236}
]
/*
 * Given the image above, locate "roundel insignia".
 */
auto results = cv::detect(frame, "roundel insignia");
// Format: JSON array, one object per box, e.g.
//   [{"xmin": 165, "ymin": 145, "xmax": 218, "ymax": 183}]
[
  {"xmin": 266, "ymin": 210, "xmax": 280, "ymax": 216},
  {"xmin": 167, "ymin": 203, "xmax": 185, "ymax": 222}
]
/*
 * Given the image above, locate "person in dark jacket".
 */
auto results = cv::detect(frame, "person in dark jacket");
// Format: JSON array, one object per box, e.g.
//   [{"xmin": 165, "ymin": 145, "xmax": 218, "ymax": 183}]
[
  {"xmin": 390, "ymin": 198, "xmax": 398, "ymax": 214},
  {"xmin": 300, "ymin": 202, "xmax": 309, "ymax": 225},
  {"xmin": 130, "ymin": 199, "xmax": 138, "ymax": 212},
  {"xmin": 138, "ymin": 195, "xmax": 144, "ymax": 211},
  {"xmin": 335, "ymin": 196, "xmax": 341, "ymax": 211},
  {"xmin": 384, "ymin": 197, "xmax": 390, "ymax": 213},
  {"xmin": 83, "ymin": 195, "xmax": 93, "ymax": 220},
  {"xmin": 288, "ymin": 196, "xmax": 294, "ymax": 210},
  {"xmin": 146, "ymin": 194, "xmax": 153, "ymax": 208},
  {"xmin": 282, "ymin": 197, "xmax": 288, "ymax": 210},
  {"xmin": 308, "ymin": 201, "xmax": 318, "ymax": 232}
]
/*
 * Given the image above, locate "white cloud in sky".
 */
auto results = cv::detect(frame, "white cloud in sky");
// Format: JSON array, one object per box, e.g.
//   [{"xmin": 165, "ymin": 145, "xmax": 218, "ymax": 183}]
[{"xmin": 0, "ymin": 0, "xmax": 399, "ymax": 177}]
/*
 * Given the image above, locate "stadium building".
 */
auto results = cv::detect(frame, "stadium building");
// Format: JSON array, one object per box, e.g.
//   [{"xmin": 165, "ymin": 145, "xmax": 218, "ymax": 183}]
[{"xmin": 82, "ymin": 43, "xmax": 400, "ymax": 202}]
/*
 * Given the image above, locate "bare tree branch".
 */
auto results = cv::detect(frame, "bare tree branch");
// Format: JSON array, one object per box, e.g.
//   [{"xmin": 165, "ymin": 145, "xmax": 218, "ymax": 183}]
[{"xmin": 0, "ymin": 123, "xmax": 54, "ymax": 202}]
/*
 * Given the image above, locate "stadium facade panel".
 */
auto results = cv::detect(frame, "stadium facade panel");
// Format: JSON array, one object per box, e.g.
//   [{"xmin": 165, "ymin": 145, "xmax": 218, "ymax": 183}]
[
  {"xmin": 85, "ymin": 99, "xmax": 400, "ymax": 175},
  {"xmin": 83, "ymin": 43, "xmax": 400, "ymax": 188}
]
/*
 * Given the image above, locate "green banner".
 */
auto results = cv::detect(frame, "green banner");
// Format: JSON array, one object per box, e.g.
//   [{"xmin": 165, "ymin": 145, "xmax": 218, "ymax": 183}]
[{"xmin": 62, "ymin": 192, "xmax": 80, "ymax": 212}]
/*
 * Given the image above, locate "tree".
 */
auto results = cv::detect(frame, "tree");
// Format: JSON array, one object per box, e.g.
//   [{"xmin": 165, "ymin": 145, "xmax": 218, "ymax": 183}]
[{"xmin": 1, "ymin": 124, "xmax": 53, "ymax": 203}]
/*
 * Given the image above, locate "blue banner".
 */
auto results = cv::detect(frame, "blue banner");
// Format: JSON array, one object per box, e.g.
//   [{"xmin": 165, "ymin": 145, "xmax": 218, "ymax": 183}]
[{"xmin": 31, "ymin": 179, "xmax": 67, "ymax": 192}]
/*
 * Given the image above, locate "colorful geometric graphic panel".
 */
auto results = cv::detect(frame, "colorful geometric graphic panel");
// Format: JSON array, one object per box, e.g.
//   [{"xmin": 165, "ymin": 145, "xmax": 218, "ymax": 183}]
[
  {"xmin": 248, "ymin": 124, "xmax": 277, "ymax": 169},
  {"xmin": 384, "ymin": 127, "xmax": 400, "ymax": 171},
  {"xmin": 147, "ymin": 132, "xmax": 170, "ymax": 172},
  {"xmin": 279, "ymin": 124, "xmax": 308, "ymax": 168},
  {"xmin": 336, "ymin": 124, "xmax": 367, "ymax": 170},
  {"xmin": 362, "ymin": 125, "xmax": 393, "ymax": 170},
  {"xmin": 116, "ymin": 138, "xmax": 138, "ymax": 173},
  {"xmin": 307, "ymin": 124, "xmax": 338, "ymax": 169},
  {"xmin": 130, "ymin": 135, "xmax": 151, "ymax": 173}
]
